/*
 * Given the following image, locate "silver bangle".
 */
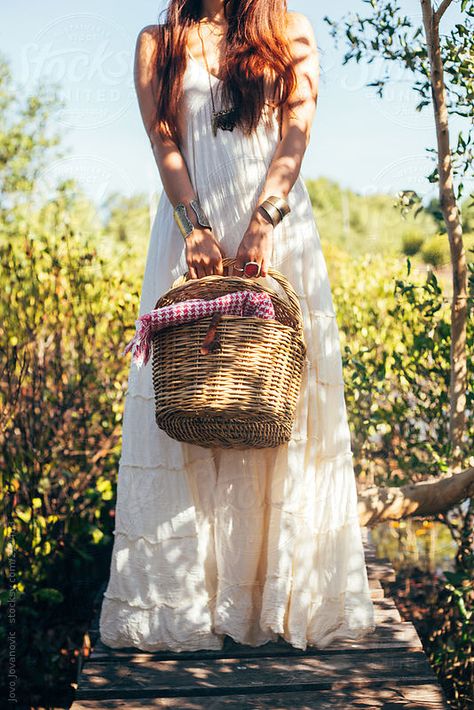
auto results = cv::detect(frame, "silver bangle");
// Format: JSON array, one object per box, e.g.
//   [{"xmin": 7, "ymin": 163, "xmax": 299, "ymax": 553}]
[
  {"xmin": 258, "ymin": 195, "xmax": 291, "ymax": 227},
  {"xmin": 189, "ymin": 199, "xmax": 211, "ymax": 230},
  {"xmin": 173, "ymin": 199, "xmax": 212, "ymax": 239}
]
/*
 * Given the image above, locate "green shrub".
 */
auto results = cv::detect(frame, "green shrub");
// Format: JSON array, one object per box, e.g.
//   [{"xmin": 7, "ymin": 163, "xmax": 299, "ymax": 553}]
[
  {"xmin": 422, "ymin": 233, "xmax": 450, "ymax": 266},
  {"xmin": 331, "ymin": 253, "xmax": 473, "ymax": 484},
  {"xmin": 402, "ymin": 228, "xmax": 425, "ymax": 256},
  {"xmin": 0, "ymin": 185, "xmax": 141, "ymax": 706}
]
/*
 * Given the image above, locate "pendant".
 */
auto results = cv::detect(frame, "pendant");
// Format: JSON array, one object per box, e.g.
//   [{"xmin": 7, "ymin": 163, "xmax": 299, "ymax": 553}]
[{"xmin": 211, "ymin": 107, "xmax": 239, "ymax": 137}]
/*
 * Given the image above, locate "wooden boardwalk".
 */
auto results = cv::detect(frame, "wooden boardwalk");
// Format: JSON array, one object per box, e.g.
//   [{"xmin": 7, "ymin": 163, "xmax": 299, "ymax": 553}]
[{"xmin": 71, "ymin": 530, "xmax": 449, "ymax": 709}]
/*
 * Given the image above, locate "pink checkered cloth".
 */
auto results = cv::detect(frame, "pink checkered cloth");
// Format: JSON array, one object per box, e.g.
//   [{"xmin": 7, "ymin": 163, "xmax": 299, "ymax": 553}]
[{"xmin": 122, "ymin": 290, "xmax": 276, "ymax": 368}]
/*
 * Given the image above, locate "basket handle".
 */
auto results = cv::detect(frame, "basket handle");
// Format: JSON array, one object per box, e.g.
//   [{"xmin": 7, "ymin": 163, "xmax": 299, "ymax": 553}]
[{"xmin": 171, "ymin": 257, "xmax": 304, "ymax": 332}]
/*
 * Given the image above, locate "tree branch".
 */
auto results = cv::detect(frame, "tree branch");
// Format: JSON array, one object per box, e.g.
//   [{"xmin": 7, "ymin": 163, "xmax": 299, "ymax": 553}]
[
  {"xmin": 358, "ymin": 466, "xmax": 474, "ymax": 526},
  {"xmin": 435, "ymin": 0, "xmax": 454, "ymax": 23},
  {"xmin": 420, "ymin": 0, "xmax": 468, "ymax": 452}
]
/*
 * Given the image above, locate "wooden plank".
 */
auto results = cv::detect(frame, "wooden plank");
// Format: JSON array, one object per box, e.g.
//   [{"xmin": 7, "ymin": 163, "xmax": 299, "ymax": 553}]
[
  {"xmin": 364, "ymin": 552, "xmax": 386, "ymax": 564},
  {"xmin": 368, "ymin": 577, "xmax": 384, "ymax": 599},
  {"xmin": 88, "ymin": 621, "xmax": 422, "ymax": 663},
  {"xmin": 365, "ymin": 558, "xmax": 396, "ymax": 582},
  {"xmin": 72, "ymin": 536, "xmax": 450, "ymax": 709},
  {"xmin": 85, "ymin": 597, "xmax": 404, "ymax": 668},
  {"xmin": 75, "ymin": 650, "xmax": 437, "ymax": 700},
  {"xmin": 370, "ymin": 597, "xmax": 403, "ymax": 623},
  {"xmin": 72, "ymin": 681, "xmax": 449, "ymax": 709}
]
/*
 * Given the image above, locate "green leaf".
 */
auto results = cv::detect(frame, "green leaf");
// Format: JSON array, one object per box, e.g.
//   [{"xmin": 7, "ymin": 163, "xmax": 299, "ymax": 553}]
[{"xmin": 34, "ymin": 587, "xmax": 64, "ymax": 604}]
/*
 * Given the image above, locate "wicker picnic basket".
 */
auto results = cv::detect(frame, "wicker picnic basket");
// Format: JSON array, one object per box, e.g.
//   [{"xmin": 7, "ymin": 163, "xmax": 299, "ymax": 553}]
[{"xmin": 151, "ymin": 257, "xmax": 307, "ymax": 449}]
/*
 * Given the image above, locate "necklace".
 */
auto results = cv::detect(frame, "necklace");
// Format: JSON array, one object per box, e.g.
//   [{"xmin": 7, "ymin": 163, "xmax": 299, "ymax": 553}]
[
  {"xmin": 198, "ymin": 18, "xmax": 227, "ymax": 38},
  {"xmin": 197, "ymin": 22, "xmax": 238, "ymax": 137}
]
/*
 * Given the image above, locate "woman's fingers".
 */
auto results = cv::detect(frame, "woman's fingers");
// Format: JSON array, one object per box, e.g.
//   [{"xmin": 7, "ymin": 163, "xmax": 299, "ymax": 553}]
[
  {"xmin": 186, "ymin": 237, "xmax": 226, "ymax": 279},
  {"xmin": 186, "ymin": 230, "xmax": 270, "ymax": 279},
  {"xmin": 213, "ymin": 258, "xmax": 224, "ymax": 276},
  {"xmin": 215, "ymin": 245, "xmax": 226, "ymax": 275},
  {"xmin": 189, "ymin": 256, "xmax": 264, "ymax": 279},
  {"xmin": 235, "ymin": 256, "xmax": 263, "ymax": 278},
  {"xmin": 232, "ymin": 255, "xmax": 245, "ymax": 277},
  {"xmin": 194, "ymin": 262, "xmax": 204, "ymax": 279},
  {"xmin": 189, "ymin": 260, "xmax": 224, "ymax": 279}
]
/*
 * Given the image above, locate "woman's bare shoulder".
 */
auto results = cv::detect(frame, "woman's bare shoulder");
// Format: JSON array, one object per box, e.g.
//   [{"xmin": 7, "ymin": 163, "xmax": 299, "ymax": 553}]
[
  {"xmin": 134, "ymin": 24, "xmax": 165, "ymax": 71},
  {"xmin": 285, "ymin": 11, "xmax": 317, "ymax": 47},
  {"xmin": 136, "ymin": 24, "xmax": 162, "ymax": 44},
  {"xmin": 134, "ymin": 25, "xmax": 164, "ymax": 87},
  {"xmin": 135, "ymin": 23, "xmax": 168, "ymax": 56}
]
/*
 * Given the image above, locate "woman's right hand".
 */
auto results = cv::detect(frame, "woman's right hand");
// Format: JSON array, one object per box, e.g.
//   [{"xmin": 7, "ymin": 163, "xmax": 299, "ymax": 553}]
[{"xmin": 185, "ymin": 229, "xmax": 226, "ymax": 279}]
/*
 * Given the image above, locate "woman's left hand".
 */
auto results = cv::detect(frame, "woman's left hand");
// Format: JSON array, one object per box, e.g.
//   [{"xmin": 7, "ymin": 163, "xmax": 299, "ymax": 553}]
[{"xmin": 232, "ymin": 209, "xmax": 274, "ymax": 277}]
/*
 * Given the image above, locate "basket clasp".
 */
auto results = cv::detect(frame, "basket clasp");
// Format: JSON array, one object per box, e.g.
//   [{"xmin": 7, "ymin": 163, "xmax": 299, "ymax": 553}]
[{"xmin": 200, "ymin": 312, "xmax": 223, "ymax": 355}]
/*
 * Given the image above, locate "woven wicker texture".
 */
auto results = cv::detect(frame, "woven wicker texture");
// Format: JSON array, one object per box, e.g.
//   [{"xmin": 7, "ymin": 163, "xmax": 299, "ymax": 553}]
[{"xmin": 151, "ymin": 258, "xmax": 307, "ymax": 448}]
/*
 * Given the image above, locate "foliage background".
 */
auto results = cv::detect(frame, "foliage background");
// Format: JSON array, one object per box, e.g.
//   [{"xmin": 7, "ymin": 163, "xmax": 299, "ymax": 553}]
[{"xmin": 1, "ymin": 8, "xmax": 473, "ymax": 699}]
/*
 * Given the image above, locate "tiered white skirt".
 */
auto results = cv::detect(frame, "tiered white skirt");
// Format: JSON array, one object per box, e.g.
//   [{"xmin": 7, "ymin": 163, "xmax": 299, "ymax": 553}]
[{"xmin": 99, "ymin": 176, "xmax": 376, "ymax": 651}]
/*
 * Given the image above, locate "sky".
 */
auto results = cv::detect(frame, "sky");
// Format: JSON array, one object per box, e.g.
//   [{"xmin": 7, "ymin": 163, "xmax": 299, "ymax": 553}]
[{"xmin": 1, "ymin": 0, "xmax": 469, "ymax": 208}]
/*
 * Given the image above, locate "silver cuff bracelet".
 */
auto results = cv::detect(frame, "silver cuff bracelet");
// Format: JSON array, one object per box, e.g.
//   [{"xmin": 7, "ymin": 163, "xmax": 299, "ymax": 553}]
[
  {"xmin": 173, "ymin": 199, "xmax": 212, "ymax": 239},
  {"xmin": 258, "ymin": 195, "xmax": 291, "ymax": 227}
]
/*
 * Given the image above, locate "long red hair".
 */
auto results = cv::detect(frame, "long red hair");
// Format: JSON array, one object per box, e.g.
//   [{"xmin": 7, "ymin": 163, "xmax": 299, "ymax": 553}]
[{"xmin": 151, "ymin": 0, "xmax": 297, "ymax": 144}]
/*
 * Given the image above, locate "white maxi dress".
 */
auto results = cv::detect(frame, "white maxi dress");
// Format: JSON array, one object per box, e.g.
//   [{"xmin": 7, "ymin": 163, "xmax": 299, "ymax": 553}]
[{"xmin": 99, "ymin": 52, "xmax": 377, "ymax": 652}]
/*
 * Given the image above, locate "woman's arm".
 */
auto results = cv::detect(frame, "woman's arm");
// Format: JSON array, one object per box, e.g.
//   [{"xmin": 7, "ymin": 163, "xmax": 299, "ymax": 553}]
[
  {"xmin": 233, "ymin": 12, "xmax": 320, "ymax": 277},
  {"xmin": 134, "ymin": 26, "xmax": 226, "ymax": 279}
]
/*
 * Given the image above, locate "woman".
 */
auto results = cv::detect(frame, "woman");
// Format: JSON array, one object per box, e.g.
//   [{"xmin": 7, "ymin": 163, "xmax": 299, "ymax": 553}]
[{"xmin": 99, "ymin": 0, "xmax": 376, "ymax": 652}]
